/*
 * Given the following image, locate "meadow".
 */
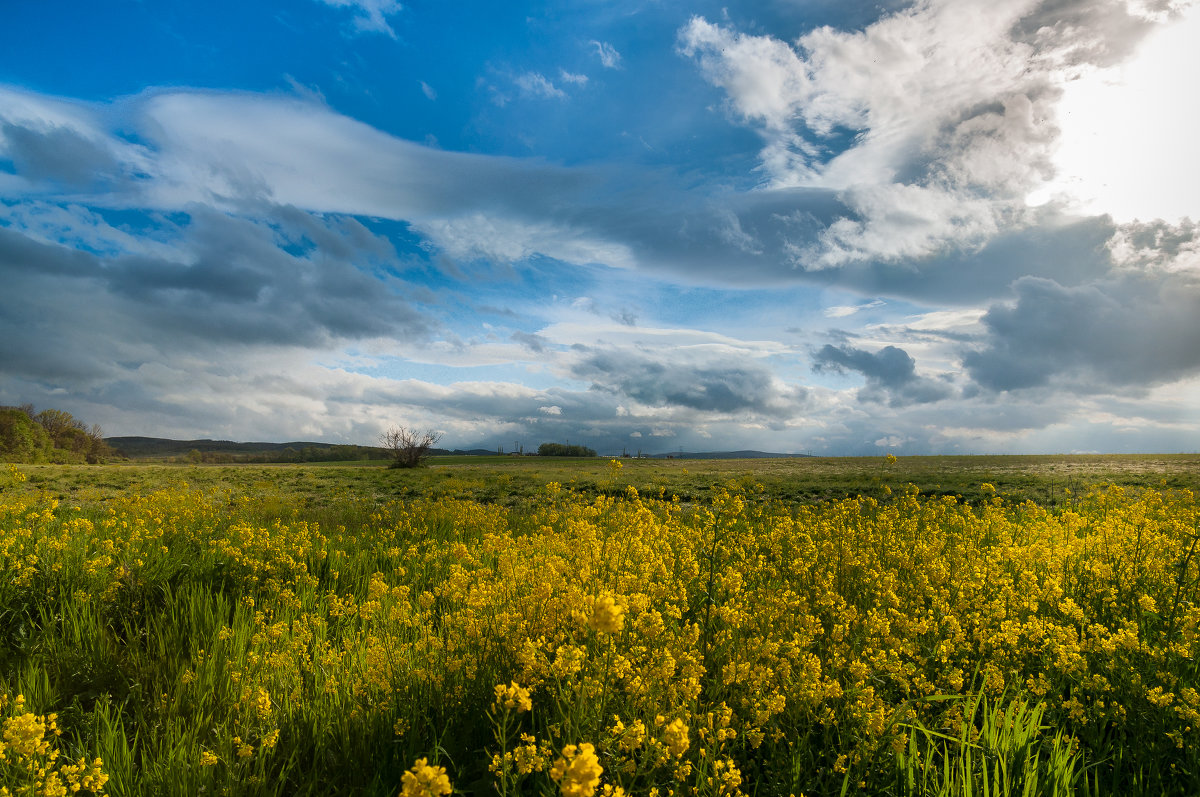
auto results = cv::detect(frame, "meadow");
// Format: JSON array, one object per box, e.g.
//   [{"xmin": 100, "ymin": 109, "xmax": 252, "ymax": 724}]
[{"xmin": 2, "ymin": 454, "xmax": 1199, "ymax": 796}]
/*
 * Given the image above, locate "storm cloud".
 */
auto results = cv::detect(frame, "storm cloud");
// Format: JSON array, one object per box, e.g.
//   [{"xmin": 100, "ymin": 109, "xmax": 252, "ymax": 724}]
[
  {"xmin": 570, "ymin": 347, "xmax": 807, "ymax": 418},
  {"xmin": 965, "ymin": 272, "xmax": 1200, "ymax": 392},
  {"xmin": 813, "ymin": 344, "xmax": 954, "ymax": 407}
]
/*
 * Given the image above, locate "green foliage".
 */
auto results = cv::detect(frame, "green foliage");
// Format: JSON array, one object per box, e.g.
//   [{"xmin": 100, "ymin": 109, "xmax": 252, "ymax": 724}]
[
  {"xmin": 894, "ymin": 689, "xmax": 1084, "ymax": 796},
  {"xmin": 0, "ymin": 408, "xmax": 53, "ymax": 463},
  {"xmin": 0, "ymin": 406, "xmax": 112, "ymax": 464},
  {"xmin": 171, "ymin": 444, "xmax": 389, "ymax": 464},
  {"xmin": 537, "ymin": 442, "xmax": 598, "ymax": 457}
]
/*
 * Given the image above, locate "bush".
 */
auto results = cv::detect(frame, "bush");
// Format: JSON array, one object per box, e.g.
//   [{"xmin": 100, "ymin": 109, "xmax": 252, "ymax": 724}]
[{"xmin": 381, "ymin": 426, "xmax": 442, "ymax": 469}]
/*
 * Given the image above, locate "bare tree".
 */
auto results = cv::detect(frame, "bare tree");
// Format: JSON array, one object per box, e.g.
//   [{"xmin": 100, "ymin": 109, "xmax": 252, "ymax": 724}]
[{"xmin": 380, "ymin": 426, "xmax": 442, "ymax": 469}]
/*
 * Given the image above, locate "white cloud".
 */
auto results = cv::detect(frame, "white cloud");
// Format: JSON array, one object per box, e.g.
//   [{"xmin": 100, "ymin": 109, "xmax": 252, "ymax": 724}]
[
  {"xmin": 679, "ymin": 1, "xmax": 1188, "ymax": 267},
  {"xmin": 824, "ymin": 299, "xmax": 884, "ymax": 318},
  {"xmin": 514, "ymin": 72, "xmax": 566, "ymax": 99},
  {"xmin": 419, "ymin": 81, "xmax": 437, "ymax": 100},
  {"xmin": 560, "ymin": 70, "xmax": 589, "ymax": 86},
  {"xmin": 0, "ymin": 88, "xmax": 647, "ymax": 272},
  {"xmin": 316, "ymin": 0, "xmax": 402, "ymax": 37},
  {"xmin": 591, "ymin": 41, "xmax": 622, "ymax": 69},
  {"xmin": 411, "ymin": 213, "xmax": 635, "ymax": 269}
]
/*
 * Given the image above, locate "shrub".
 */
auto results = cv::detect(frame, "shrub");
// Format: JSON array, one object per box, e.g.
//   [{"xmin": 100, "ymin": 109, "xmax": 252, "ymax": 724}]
[{"xmin": 381, "ymin": 426, "xmax": 442, "ymax": 469}]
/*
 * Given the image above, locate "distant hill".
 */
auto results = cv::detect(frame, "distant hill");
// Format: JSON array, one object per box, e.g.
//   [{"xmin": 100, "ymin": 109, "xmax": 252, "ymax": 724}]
[
  {"xmin": 108, "ymin": 437, "xmax": 331, "ymax": 457},
  {"xmin": 104, "ymin": 438, "xmax": 811, "ymax": 463},
  {"xmin": 105, "ymin": 436, "xmax": 501, "ymax": 462},
  {"xmin": 646, "ymin": 450, "xmax": 810, "ymax": 460}
]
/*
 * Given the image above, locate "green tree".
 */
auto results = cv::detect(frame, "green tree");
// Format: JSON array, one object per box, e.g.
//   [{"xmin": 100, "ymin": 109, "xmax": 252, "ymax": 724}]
[{"xmin": 0, "ymin": 408, "xmax": 53, "ymax": 462}]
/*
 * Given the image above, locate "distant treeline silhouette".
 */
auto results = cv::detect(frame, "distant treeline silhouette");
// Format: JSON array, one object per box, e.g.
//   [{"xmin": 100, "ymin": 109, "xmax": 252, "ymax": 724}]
[
  {"xmin": 537, "ymin": 442, "xmax": 597, "ymax": 457},
  {"xmin": 177, "ymin": 445, "xmax": 392, "ymax": 464}
]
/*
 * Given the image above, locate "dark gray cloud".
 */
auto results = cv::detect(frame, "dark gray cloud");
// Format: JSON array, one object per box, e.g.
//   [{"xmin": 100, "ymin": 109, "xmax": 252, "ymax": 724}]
[
  {"xmin": 698, "ymin": 203, "xmax": 1118, "ymax": 301},
  {"xmin": 964, "ymin": 271, "xmax": 1200, "ymax": 392},
  {"xmin": 1, "ymin": 122, "xmax": 122, "ymax": 189},
  {"xmin": 0, "ymin": 206, "xmax": 432, "ymax": 389},
  {"xmin": 510, "ymin": 331, "xmax": 550, "ymax": 353},
  {"xmin": 570, "ymin": 347, "xmax": 806, "ymax": 416},
  {"xmin": 813, "ymin": 344, "xmax": 953, "ymax": 406}
]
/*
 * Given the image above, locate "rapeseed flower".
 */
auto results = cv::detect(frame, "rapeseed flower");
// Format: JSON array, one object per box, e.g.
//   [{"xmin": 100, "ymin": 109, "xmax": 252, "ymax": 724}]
[
  {"xmin": 589, "ymin": 594, "xmax": 624, "ymax": 633},
  {"xmin": 493, "ymin": 681, "xmax": 532, "ymax": 713},
  {"xmin": 550, "ymin": 743, "xmax": 603, "ymax": 797},
  {"xmin": 401, "ymin": 757, "xmax": 452, "ymax": 797},
  {"xmin": 661, "ymin": 718, "xmax": 689, "ymax": 757}
]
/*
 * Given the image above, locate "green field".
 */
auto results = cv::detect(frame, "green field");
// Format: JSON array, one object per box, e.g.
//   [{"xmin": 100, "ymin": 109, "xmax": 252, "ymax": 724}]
[
  {"xmin": 2, "ymin": 455, "xmax": 1199, "ymax": 796},
  {"xmin": 17, "ymin": 452, "xmax": 1200, "ymax": 509}
]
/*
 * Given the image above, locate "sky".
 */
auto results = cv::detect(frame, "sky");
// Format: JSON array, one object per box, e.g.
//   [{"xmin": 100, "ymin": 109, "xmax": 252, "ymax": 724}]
[{"xmin": 1, "ymin": 0, "xmax": 1198, "ymax": 456}]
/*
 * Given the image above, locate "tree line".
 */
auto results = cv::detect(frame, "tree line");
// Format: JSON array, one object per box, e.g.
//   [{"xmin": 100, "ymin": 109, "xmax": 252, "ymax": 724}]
[
  {"xmin": 0, "ymin": 405, "xmax": 113, "ymax": 464},
  {"xmin": 536, "ymin": 442, "xmax": 597, "ymax": 457},
  {"xmin": 180, "ymin": 445, "xmax": 393, "ymax": 465}
]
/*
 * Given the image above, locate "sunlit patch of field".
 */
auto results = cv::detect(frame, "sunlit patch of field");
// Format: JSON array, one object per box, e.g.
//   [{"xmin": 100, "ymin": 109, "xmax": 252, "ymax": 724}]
[
  {"xmin": 15, "ymin": 453, "xmax": 1200, "ymax": 510},
  {"xmin": 2, "ymin": 457, "xmax": 1199, "ymax": 795}
]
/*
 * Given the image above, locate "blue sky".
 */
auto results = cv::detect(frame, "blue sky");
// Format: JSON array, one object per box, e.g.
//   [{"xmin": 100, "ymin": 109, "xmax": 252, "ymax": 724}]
[{"xmin": 2, "ymin": 0, "xmax": 1198, "ymax": 454}]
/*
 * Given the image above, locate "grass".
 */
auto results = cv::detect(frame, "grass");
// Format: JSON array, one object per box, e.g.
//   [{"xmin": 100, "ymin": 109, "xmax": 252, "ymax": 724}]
[{"xmin": 16, "ymin": 453, "xmax": 1200, "ymax": 511}]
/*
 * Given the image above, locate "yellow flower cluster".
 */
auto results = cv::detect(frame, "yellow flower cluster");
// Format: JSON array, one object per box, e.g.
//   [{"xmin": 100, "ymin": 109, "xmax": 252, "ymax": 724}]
[
  {"xmin": 400, "ymin": 757, "xmax": 451, "ymax": 797},
  {"xmin": 588, "ymin": 593, "xmax": 625, "ymax": 633},
  {"xmin": 660, "ymin": 718, "xmax": 689, "ymax": 757},
  {"xmin": 551, "ymin": 743, "xmax": 603, "ymax": 797},
  {"xmin": 0, "ymin": 695, "xmax": 108, "ymax": 796},
  {"xmin": 494, "ymin": 681, "xmax": 533, "ymax": 713},
  {"xmin": 3, "ymin": 469, "xmax": 1199, "ymax": 794}
]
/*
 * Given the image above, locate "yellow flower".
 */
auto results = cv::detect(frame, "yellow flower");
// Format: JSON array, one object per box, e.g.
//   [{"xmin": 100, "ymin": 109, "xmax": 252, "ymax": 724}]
[
  {"xmin": 661, "ymin": 718, "xmax": 689, "ymax": 757},
  {"xmin": 401, "ymin": 757, "xmax": 452, "ymax": 797},
  {"xmin": 588, "ymin": 594, "xmax": 624, "ymax": 633},
  {"xmin": 199, "ymin": 750, "xmax": 219, "ymax": 766},
  {"xmin": 493, "ymin": 681, "xmax": 532, "ymax": 713},
  {"xmin": 254, "ymin": 688, "xmax": 273, "ymax": 721},
  {"xmin": 550, "ymin": 743, "xmax": 603, "ymax": 797},
  {"xmin": 1, "ymin": 709, "xmax": 52, "ymax": 759}
]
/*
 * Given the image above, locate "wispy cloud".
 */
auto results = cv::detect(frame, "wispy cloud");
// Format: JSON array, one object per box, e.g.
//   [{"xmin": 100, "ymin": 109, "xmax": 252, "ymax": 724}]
[
  {"xmin": 315, "ymin": 0, "xmax": 402, "ymax": 37},
  {"xmin": 514, "ymin": 72, "xmax": 566, "ymax": 99},
  {"xmin": 824, "ymin": 300, "xmax": 884, "ymax": 318},
  {"xmin": 591, "ymin": 40, "xmax": 622, "ymax": 69}
]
